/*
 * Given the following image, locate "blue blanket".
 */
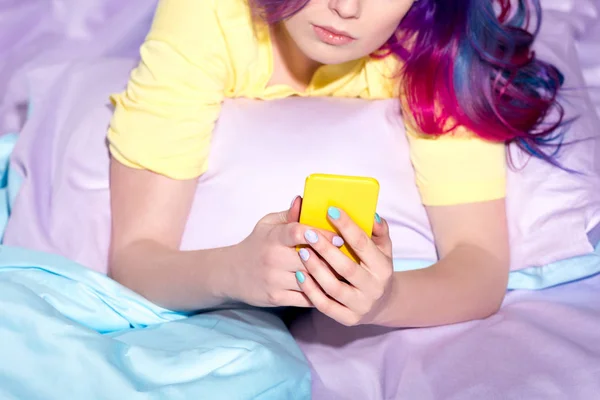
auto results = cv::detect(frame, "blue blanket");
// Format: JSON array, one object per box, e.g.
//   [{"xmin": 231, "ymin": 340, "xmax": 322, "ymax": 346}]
[
  {"xmin": 2, "ymin": 134, "xmax": 311, "ymax": 399},
  {"xmin": 1, "ymin": 138, "xmax": 310, "ymax": 396},
  {"xmin": 0, "ymin": 133, "xmax": 18, "ymax": 241},
  {"xmin": 0, "ymin": 246, "xmax": 311, "ymax": 399}
]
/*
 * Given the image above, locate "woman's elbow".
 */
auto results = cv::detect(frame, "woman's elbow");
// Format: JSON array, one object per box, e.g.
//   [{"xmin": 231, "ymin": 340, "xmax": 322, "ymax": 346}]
[
  {"xmin": 479, "ymin": 265, "xmax": 510, "ymax": 319},
  {"xmin": 106, "ymin": 245, "xmax": 134, "ymax": 287}
]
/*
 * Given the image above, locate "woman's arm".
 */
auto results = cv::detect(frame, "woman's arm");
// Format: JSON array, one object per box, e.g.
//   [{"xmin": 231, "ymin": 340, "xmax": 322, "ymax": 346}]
[
  {"xmin": 108, "ymin": 159, "xmax": 237, "ymax": 311},
  {"xmin": 106, "ymin": 0, "xmax": 320, "ymax": 311},
  {"xmin": 295, "ymin": 199, "xmax": 510, "ymax": 328},
  {"xmin": 372, "ymin": 199, "xmax": 510, "ymax": 327},
  {"xmin": 368, "ymin": 122, "xmax": 510, "ymax": 327},
  {"xmin": 109, "ymin": 159, "xmax": 316, "ymax": 312}
]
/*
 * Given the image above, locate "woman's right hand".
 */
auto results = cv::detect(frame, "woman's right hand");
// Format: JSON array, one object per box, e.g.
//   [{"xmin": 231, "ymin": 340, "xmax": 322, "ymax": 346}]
[{"xmin": 223, "ymin": 196, "xmax": 341, "ymax": 308}]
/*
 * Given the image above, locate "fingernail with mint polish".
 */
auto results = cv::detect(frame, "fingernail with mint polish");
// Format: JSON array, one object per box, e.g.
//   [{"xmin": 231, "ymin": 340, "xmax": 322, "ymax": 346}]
[
  {"xmin": 304, "ymin": 230, "xmax": 318, "ymax": 244},
  {"xmin": 328, "ymin": 206, "xmax": 341, "ymax": 220},
  {"xmin": 375, "ymin": 213, "xmax": 382, "ymax": 224},
  {"xmin": 299, "ymin": 248, "xmax": 310, "ymax": 261},
  {"xmin": 332, "ymin": 236, "xmax": 344, "ymax": 247},
  {"xmin": 296, "ymin": 271, "xmax": 306, "ymax": 284}
]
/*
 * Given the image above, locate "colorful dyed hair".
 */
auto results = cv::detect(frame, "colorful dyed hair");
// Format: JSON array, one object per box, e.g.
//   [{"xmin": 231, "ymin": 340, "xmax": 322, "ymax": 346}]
[{"xmin": 249, "ymin": 0, "xmax": 567, "ymax": 165}]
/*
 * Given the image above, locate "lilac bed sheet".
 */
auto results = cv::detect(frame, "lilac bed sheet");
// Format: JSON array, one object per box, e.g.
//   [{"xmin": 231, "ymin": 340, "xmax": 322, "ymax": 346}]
[
  {"xmin": 1, "ymin": 1, "xmax": 600, "ymax": 399},
  {"xmin": 291, "ymin": 273, "xmax": 600, "ymax": 399}
]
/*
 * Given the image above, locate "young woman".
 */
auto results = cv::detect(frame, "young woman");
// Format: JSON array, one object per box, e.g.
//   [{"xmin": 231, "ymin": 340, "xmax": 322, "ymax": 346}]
[{"xmin": 107, "ymin": 0, "xmax": 563, "ymax": 328}]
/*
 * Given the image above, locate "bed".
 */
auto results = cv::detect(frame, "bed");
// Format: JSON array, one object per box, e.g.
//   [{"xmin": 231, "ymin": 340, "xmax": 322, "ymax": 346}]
[{"xmin": 1, "ymin": 1, "xmax": 599, "ymax": 399}]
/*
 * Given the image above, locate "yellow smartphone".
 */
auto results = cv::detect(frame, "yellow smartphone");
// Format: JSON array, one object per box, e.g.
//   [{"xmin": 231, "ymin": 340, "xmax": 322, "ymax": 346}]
[{"xmin": 299, "ymin": 173, "xmax": 380, "ymax": 263}]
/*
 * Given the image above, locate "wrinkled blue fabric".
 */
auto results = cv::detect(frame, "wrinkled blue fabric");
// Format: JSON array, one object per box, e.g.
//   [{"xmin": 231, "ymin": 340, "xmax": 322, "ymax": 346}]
[
  {"xmin": 0, "ymin": 246, "xmax": 311, "ymax": 400},
  {"xmin": 0, "ymin": 133, "xmax": 19, "ymax": 241}
]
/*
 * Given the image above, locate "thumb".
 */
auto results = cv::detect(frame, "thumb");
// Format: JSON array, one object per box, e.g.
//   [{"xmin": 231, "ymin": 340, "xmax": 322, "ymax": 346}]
[
  {"xmin": 287, "ymin": 195, "xmax": 302, "ymax": 223},
  {"xmin": 372, "ymin": 213, "xmax": 392, "ymax": 257},
  {"xmin": 260, "ymin": 196, "xmax": 302, "ymax": 225}
]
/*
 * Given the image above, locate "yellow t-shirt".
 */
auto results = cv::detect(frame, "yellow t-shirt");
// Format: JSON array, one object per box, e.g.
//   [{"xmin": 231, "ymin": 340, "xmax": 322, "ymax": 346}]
[{"xmin": 107, "ymin": 0, "xmax": 506, "ymax": 206}]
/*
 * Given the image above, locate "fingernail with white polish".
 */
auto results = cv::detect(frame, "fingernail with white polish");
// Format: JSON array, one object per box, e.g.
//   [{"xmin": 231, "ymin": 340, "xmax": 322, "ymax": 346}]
[
  {"xmin": 332, "ymin": 236, "xmax": 344, "ymax": 247},
  {"xmin": 299, "ymin": 248, "xmax": 310, "ymax": 261},
  {"xmin": 304, "ymin": 230, "xmax": 318, "ymax": 244},
  {"xmin": 290, "ymin": 196, "xmax": 299, "ymax": 208}
]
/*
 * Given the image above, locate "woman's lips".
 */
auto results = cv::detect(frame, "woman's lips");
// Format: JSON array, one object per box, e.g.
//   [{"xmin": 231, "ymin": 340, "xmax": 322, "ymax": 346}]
[{"xmin": 313, "ymin": 25, "xmax": 356, "ymax": 46}]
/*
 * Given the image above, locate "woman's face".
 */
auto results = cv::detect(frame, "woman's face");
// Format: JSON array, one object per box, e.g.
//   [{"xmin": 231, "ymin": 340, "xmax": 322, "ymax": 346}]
[{"xmin": 282, "ymin": 0, "xmax": 415, "ymax": 65}]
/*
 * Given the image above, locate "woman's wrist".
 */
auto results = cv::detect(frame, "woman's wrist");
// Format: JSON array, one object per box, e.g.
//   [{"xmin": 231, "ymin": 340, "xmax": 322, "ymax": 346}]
[{"xmin": 201, "ymin": 243, "xmax": 245, "ymax": 304}]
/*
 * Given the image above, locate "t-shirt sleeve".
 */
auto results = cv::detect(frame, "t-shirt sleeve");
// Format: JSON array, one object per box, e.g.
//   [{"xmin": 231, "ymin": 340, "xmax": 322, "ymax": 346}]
[
  {"xmin": 107, "ymin": 0, "xmax": 229, "ymax": 179},
  {"xmin": 406, "ymin": 125, "xmax": 507, "ymax": 206}
]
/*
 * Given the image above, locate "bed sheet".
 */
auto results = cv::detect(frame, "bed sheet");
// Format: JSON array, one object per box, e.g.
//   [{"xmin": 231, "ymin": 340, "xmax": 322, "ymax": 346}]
[{"xmin": 291, "ymin": 271, "xmax": 600, "ymax": 399}]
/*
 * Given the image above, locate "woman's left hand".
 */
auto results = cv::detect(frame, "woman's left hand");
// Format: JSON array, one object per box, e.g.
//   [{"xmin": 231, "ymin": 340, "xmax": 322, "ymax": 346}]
[{"xmin": 295, "ymin": 207, "xmax": 394, "ymax": 326}]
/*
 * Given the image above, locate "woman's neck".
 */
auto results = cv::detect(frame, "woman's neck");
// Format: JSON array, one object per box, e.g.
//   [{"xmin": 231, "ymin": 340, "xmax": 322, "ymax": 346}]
[{"xmin": 268, "ymin": 23, "xmax": 321, "ymax": 91}]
